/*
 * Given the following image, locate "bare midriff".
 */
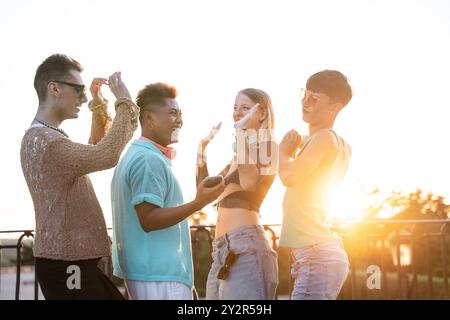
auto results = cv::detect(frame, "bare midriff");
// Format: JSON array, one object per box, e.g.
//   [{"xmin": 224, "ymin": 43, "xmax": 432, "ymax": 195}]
[
  {"xmin": 214, "ymin": 177, "xmax": 260, "ymax": 238},
  {"xmin": 215, "ymin": 207, "xmax": 260, "ymax": 238}
]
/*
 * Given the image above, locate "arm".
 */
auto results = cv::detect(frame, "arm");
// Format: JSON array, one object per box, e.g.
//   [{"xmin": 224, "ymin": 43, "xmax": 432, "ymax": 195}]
[
  {"xmin": 49, "ymin": 72, "xmax": 139, "ymax": 178},
  {"xmin": 237, "ymin": 164, "xmax": 259, "ymax": 190},
  {"xmin": 135, "ymin": 201, "xmax": 203, "ymax": 232},
  {"xmin": 196, "ymin": 154, "xmax": 231, "ymax": 188},
  {"xmin": 136, "ymin": 177, "xmax": 225, "ymax": 232},
  {"xmin": 195, "ymin": 122, "xmax": 222, "ymax": 187},
  {"xmin": 50, "ymin": 99, "xmax": 138, "ymax": 178},
  {"xmin": 196, "ymin": 140, "xmax": 210, "ymax": 187},
  {"xmin": 88, "ymin": 105, "xmax": 111, "ymax": 145},
  {"xmin": 278, "ymin": 130, "xmax": 338, "ymax": 187},
  {"xmin": 88, "ymin": 78, "xmax": 112, "ymax": 145},
  {"xmin": 237, "ymin": 140, "xmax": 276, "ymax": 190}
]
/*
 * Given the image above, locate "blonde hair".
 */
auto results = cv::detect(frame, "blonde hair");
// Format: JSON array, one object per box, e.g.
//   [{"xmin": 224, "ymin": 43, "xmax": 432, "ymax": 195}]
[{"xmin": 238, "ymin": 88, "xmax": 275, "ymax": 140}]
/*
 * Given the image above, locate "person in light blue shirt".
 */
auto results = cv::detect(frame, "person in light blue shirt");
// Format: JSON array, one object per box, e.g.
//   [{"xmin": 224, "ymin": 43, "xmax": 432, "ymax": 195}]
[{"xmin": 111, "ymin": 83, "xmax": 224, "ymax": 300}]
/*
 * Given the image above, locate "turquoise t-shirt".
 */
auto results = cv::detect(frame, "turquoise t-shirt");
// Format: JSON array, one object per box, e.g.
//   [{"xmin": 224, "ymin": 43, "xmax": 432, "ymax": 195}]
[{"xmin": 111, "ymin": 140, "xmax": 193, "ymax": 288}]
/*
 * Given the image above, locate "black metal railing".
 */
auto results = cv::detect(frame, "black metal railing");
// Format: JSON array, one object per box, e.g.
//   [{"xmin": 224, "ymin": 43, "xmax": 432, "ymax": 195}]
[
  {"xmin": 334, "ymin": 220, "xmax": 450, "ymax": 299},
  {"xmin": 1, "ymin": 220, "xmax": 449, "ymax": 300},
  {"xmin": 0, "ymin": 230, "xmax": 38, "ymax": 300}
]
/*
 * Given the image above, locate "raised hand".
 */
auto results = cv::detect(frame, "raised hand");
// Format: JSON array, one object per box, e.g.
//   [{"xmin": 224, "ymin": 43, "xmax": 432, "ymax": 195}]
[
  {"xmin": 89, "ymin": 78, "xmax": 109, "ymax": 106},
  {"xmin": 234, "ymin": 103, "xmax": 260, "ymax": 129},
  {"xmin": 280, "ymin": 129, "xmax": 302, "ymax": 158},
  {"xmin": 200, "ymin": 122, "xmax": 222, "ymax": 151},
  {"xmin": 108, "ymin": 72, "xmax": 131, "ymax": 100}
]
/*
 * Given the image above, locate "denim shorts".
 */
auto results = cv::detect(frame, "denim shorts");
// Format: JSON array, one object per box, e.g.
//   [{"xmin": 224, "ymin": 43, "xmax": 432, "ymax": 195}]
[
  {"xmin": 290, "ymin": 238, "xmax": 350, "ymax": 300},
  {"xmin": 206, "ymin": 225, "xmax": 278, "ymax": 300}
]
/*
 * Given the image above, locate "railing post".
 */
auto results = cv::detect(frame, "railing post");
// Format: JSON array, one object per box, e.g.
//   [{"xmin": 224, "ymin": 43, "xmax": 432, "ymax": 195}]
[
  {"xmin": 380, "ymin": 224, "xmax": 388, "ymax": 299},
  {"xmin": 425, "ymin": 233, "xmax": 433, "ymax": 299},
  {"xmin": 439, "ymin": 223, "xmax": 449, "ymax": 299},
  {"xmin": 394, "ymin": 229, "xmax": 402, "ymax": 299},
  {"xmin": 15, "ymin": 232, "xmax": 32, "ymax": 300},
  {"xmin": 349, "ymin": 233, "xmax": 357, "ymax": 300},
  {"xmin": 410, "ymin": 224, "xmax": 419, "ymax": 299}
]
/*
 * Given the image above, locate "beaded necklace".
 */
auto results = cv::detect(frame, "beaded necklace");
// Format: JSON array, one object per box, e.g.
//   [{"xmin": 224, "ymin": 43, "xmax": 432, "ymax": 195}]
[{"xmin": 34, "ymin": 118, "xmax": 69, "ymax": 138}]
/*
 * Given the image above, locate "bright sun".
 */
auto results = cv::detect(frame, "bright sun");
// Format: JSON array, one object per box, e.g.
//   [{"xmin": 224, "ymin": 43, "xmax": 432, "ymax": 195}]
[{"xmin": 327, "ymin": 178, "xmax": 368, "ymax": 221}]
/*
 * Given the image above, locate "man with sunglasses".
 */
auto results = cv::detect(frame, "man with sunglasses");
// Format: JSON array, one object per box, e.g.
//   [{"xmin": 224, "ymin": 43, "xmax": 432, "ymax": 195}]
[
  {"xmin": 20, "ymin": 54, "xmax": 140, "ymax": 299},
  {"xmin": 278, "ymin": 70, "xmax": 353, "ymax": 300}
]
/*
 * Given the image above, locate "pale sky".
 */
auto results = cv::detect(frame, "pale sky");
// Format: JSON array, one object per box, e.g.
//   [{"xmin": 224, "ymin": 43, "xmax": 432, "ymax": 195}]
[{"xmin": 1, "ymin": 0, "xmax": 449, "ymax": 230}]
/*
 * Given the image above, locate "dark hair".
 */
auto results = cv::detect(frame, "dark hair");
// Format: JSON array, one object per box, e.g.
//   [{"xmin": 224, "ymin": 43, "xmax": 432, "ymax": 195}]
[
  {"xmin": 306, "ymin": 70, "xmax": 352, "ymax": 106},
  {"xmin": 238, "ymin": 88, "xmax": 275, "ymax": 129},
  {"xmin": 136, "ymin": 83, "xmax": 178, "ymax": 123},
  {"xmin": 34, "ymin": 54, "xmax": 83, "ymax": 102}
]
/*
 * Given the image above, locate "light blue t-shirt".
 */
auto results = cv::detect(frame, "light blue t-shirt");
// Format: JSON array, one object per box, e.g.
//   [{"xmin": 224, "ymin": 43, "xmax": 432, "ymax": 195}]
[{"xmin": 111, "ymin": 140, "xmax": 193, "ymax": 288}]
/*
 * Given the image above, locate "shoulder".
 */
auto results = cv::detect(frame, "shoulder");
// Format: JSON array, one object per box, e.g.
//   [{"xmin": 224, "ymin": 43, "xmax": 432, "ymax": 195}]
[
  {"xmin": 24, "ymin": 128, "xmax": 69, "ymax": 151},
  {"xmin": 309, "ymin": 129, "xmax": 339, "ymax": 150},
  {"xmin": 303, "ymin": 130, "xmax": 339, "ymax": 164},
  {"xmin": 128, "ymin": 147, "xmax": 168, "ymax": 174},
  {"xmin": 23, "ymin": 127, "xmax": 62, "ymax": 142}
]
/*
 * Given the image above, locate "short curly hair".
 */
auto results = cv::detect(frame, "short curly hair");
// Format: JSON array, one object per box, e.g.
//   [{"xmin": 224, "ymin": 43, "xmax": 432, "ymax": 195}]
[{"xmin": 136, "ymin": 82, "xmax": 178, "ymax": 124}]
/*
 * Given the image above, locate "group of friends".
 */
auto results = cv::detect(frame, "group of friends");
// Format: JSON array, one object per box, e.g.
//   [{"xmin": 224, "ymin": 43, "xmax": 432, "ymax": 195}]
[{"xmin": 20, "ymin": 53, "xmax": 353, "ymax": 300}]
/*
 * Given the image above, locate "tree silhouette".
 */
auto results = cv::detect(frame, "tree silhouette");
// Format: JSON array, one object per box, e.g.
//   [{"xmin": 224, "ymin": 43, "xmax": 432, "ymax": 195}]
[{"xmin": 364, "ymin": 189, "xmax": 449, "ymax": 220}]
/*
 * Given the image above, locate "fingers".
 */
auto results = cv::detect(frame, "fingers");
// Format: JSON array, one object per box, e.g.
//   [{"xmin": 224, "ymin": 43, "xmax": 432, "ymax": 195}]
[
  {"xmin": 282, "ymin": 129, "xmax": 295, "ymax": 141},
  {"xmin": 208, "ymin": 178, "xmax": 225, "ymax": 196},
  {"xmin": 281, "ymin": 129, "xmax": 302, "ymax": 149},
  {"xmin": 110, "ymin": 71, "xmax": 121, "ymax": 80},
  {"xmin": 115, "ymin": 72, "xmax": 122, "ymax": 84},
  {"xmin": 203, "ymin": 122, "xmax": 222, "ymax": 145},
  {"xmin": 198, "ymin": 184, "xmax": 225, "ymax": 206},
  {"xmin": 209, "ymin": 121, "xmax": 222, "ymax": 137},
  {"xmin": 287, "ymin": 130, "xmax": 300, "ymax": 142},
  {"xmin": 108, "ymin": 76, "xmax": 114, "ymax": 88},
  {"xmin": 200, "ymin": 176, "xmax": 225, "ymax": 191},
  {"xmin": 91, "ymin": 78, "xmax": 108, "ymax": 89},
  {"xmin": 216, "ymin": 181, "xmax": 226, "ymax": 195},
  {"xmin": 289, "ymin": 130, "xmax": 301, "ymax": 145},
  {"xmin": 90, "ymin": 78, "xmax": 109, "ymax": 95},
  {"xmin": 108, "ymin": 72, "xmax": 121, "ymax": 87},
  {"xmin": 289, "ymin": 129, "xmax": 300, "ymax": 136},
  {"xmin": 93, "ymin": 77, "xmax": 108, "ymax": 83},
  {"xmin": 108, "ymin": 73, "xmax": 118, "ymax": 87},
  {"xmin": 107, "ymin": 71, "xmax": 131, "ymax": 99}
]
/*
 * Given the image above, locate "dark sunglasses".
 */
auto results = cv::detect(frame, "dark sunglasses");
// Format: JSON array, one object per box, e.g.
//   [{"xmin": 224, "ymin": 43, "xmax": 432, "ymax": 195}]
[
  {"xmin": 217, "ymin": 250, "xmax": 238, "ymax": 280},
  {"xmin": 50, "ymin": 80, "xmax": 87, "ymax": 99}
]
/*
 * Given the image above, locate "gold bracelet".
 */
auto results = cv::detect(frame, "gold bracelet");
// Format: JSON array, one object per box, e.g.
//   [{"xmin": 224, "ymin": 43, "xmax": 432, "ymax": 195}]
[
  {"xmin": 88, "ymin": 100, "xmax": 108, "ymax": 112},
  {"xmin": 114, "ymin": 98, "xmax": 140, "ymax": 131}
]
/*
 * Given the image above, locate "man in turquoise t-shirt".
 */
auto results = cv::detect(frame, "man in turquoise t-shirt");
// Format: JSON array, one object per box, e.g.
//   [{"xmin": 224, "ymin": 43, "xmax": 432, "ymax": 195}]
[{"xmin": 111, "ymin": 82, "xmax": 224, "ymax": 300}]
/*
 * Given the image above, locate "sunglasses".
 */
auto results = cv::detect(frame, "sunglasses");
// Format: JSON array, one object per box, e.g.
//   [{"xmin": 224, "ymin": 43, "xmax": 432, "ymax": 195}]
[
  {"xmin": 217, "ymin": 250, "xmax": 238, "ymax": 280},
  {"xmin": 51, "ymin": 80, "xmax": 87, "ymax": 99},
  {"xmin": 301, "ymin": 88, "xmax": 331, "ymax": 106}
]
